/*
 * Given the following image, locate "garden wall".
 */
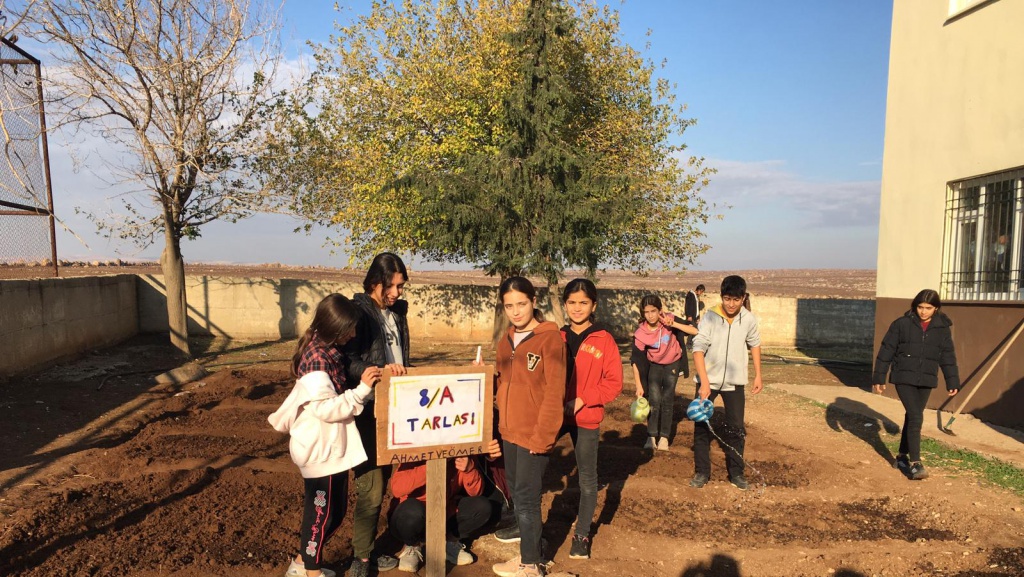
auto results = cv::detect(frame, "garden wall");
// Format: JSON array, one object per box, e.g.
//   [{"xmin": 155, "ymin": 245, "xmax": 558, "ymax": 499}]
[{"xmin": 0, "ymin": 275, "xmax": 138, "ymax": 377}]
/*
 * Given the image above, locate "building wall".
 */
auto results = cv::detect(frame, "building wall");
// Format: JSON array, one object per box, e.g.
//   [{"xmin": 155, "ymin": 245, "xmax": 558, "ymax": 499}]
[
  {"xmin": 875, "ymin": 0, "xmax": 1024, "ymax": 429},
  {"xmin": 877, "ymin": 0, "xmax": 1024, "ymax": 298},
  {"xmin": 0, "ymin": 275, "xmax": 138, "ymax": 377}
]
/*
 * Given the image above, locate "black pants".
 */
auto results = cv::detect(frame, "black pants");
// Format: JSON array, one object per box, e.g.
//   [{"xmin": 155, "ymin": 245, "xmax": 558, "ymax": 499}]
[
  {"xmin": 693, "ymin": 388, "xmax": 746, "ymax": 478},
  {"xmin": 389, "ymin": 495, "xmax": 495, "ymax": 545},
  {"xmin": 299, "ymin": 471, "xmax": 348, "ymax": 571},
  {"xmin": 896, "ymin": 384, "xmax": 932, "ymax": 462},
  {"xmin": 503, "ymin": 440, "xmax": 550, "ymax": 566}
]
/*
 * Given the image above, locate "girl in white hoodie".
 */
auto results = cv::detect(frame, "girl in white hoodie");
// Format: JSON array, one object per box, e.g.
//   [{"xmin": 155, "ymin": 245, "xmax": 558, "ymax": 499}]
[{"xmin": 269, "ymin": 294, "xmax": 383, "ymax": 577}]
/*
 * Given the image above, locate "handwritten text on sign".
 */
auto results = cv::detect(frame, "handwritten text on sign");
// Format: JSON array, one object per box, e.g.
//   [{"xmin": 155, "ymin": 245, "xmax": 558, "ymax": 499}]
[{"xmin": 387, "ymin": 373, "xmax": 486, "ymax": 450}]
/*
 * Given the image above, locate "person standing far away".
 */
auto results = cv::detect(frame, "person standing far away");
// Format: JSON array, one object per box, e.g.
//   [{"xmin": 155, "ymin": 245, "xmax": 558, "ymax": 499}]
[
  {"xmin": 683, "ymin": 284, "xmax": 705, "ymax": 350},
  {"xmin": 872, "ymin": 289, "xmax": 960, "ymax": 481},
  {"xmin": 558, "ymin": 278, "xmax": 622, "ymax": 560},
  {"xmin": 690, "ymin": 275, "xmax": 763, "ymax": 491},
  {"xmin": 342, "ymin": 252, "xmax": 410, "ymax": 577},
  {"xmin": 490, "ymin": 276, "xmax": 567, "ymax": 577}
]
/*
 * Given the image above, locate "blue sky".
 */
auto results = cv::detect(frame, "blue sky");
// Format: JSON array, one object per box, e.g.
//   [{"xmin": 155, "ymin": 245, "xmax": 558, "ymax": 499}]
[{"xmin": 40, "ymin": 0, "xmax": 892, "ymax": 270}]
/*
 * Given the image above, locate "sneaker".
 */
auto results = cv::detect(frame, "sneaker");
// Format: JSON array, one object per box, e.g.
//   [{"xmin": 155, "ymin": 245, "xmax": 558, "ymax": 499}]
[
  {"xmin": 909, "ymin": 462, "xmax": 929, "ymax": 480},
  {"xmin": 568, "ymin": 534, "xmax": 591, "ymax": 560},
  {"xmin": 445, "ymin": 541, "xmax": 474, "ymax": 566},
  {"xmin": 644, "ymin": 437, "xmax": 656, "ymax": 451},
  {"xmin": 285, "ymin": 559, "xmax": 336, "ymax": 577},
  {"xmin": 492, "ymin": 555, "xmax": 522, "ymax": 577},
  {"xmin": 397, "ymin": 545, "xmax": 423, "ymax": 573},
  {"xmin": 514, "ymin": 563, "xmax": 545, "ymax": 577},
  {"xmin": 348, "ymin": 559, "xmax": 368, "ymax": 577},
  {"xmin": 376, "ymin": 554, "xmax": 398, "ymax": 572},
  {"xmin": 656, "ymin": 437, "xmax": 669, "ymax": 451},
  {"xmin": 730, "ymin": 475, "xmax": 749, "ymax": 491},
  {"xmin": 893, "ymin": 454, "xmax": 910, "ymax": 470},
  {"xmin": 689, "ymin": 473, "xmax": 709, "ymax": 488},
  {"xmin": 494, "ymin": 523, "xmax": 521, "ymax": 543}
]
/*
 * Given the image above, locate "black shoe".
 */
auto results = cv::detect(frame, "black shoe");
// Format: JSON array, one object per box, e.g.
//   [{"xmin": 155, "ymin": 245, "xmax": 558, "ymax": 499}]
[
  {"xmin": 568, "ymin": 534, "xmax": 591, "ymax": 559},
  {"xmin": 689, "ymin": 473, "xmax": 709, "ymax": 488},
  {"xmin": 908, "ymin": 462, "xmax": 929, "ymax": 480},
  {"xmin": 893, "ymin": 454, "xmax": 910, "ymax": 470},
  {"xmin": 730, "ymin": 475, "xmax": 749, "ymax": 491},
  {"xmin": 494, "ymin": 523, "xmax": 521, "ymax": 543}
]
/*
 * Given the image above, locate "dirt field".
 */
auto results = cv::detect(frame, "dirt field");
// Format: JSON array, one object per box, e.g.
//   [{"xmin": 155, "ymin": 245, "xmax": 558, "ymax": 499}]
[
  {"xmin": 0, "ymin": 262, "xmax": 877, "ymax": 299},
  {"xmin": 1, "ymin": 337, "xmax": 1021, "ymax": 577}
]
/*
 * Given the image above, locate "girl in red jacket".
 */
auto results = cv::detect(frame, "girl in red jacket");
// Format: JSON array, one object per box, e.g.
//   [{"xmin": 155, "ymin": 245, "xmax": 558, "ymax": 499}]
[
  {"xmin": 388, "ymin": 456, "xmax": 491, "ymax": 571},
  {"xmin": 559, "ymin": 278, "xmax": 623, "ymax": 559}
]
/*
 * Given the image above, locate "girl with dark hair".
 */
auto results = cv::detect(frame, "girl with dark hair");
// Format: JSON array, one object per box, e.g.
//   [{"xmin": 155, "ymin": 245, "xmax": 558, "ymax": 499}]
[
  {"xmin": 491, "ymin": 277, "xmax": 567, "ymax": 577},
  {"xmin": 270, "ymin": 294, "xmax": 383, "ymax": 577},
  {"xmin": 633, "ymin": 294, "xmax": 697, "ymax": 451},
  {"xmin": 873, "ymin": 289, "xmax": 960, "ymax": 480},
  {"xmin": 557, "ymin": 279, "xmax": 622, "ymax": 559},
  {"xmin": 343, "ymin": 252, "xmax": 411, "ymax": 576}
]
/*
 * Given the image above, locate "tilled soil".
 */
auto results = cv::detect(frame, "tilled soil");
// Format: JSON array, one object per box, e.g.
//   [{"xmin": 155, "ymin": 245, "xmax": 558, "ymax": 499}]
[{"xmin": 1, "ymin": 341, "xmax": 1021, "ymax": 577}]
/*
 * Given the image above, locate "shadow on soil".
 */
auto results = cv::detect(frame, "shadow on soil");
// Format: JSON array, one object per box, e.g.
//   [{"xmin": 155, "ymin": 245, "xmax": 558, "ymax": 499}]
[
  {"xmin": 825, "ymin": 397, "xmax": 901, "ymax": 465},
  {"xmin": 679, "ymin": 553, "xmax": 867, "ymax": 577}
]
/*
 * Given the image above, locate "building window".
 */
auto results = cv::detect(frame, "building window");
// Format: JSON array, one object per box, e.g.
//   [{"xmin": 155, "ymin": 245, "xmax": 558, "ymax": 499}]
[{"xmin": 941, "ymin": 168, "xmax": 1023, "ymax": 301}]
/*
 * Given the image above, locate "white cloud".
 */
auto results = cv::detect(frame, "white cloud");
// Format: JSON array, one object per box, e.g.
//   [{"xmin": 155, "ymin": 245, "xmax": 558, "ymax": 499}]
[{"xmin": 704, "ymin": 159, "xmax": 880, "ymax": 228}]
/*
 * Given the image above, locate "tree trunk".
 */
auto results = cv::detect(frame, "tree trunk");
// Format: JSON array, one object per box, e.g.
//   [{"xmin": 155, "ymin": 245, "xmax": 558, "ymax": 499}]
[
  {"xmin": 161, "ymin": 230, "xmax": 191, "ymax": 357},
  {"xmin": 547, "ymin": 279, "xmax": 565, "ymax": 326}
]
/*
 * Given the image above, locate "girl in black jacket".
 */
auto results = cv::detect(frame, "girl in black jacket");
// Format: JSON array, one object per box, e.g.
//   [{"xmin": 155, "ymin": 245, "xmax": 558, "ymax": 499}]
[{"xmin": 872, "ymin": 289, "xmax": 960, "ymax": 480}]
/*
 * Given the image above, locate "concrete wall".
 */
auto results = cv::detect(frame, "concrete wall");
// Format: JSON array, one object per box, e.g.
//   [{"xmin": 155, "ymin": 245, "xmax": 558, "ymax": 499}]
[
  {"xmin": 0, "ymin": 275, "xmax": 138, "ymax": 377},
  {"xmin": 137, "ymin": 274, "xmax": 874, "ymax": 348},
  {"xmin": 877, "ymin": 0, "xmax": 1024, "ymax": 298}
]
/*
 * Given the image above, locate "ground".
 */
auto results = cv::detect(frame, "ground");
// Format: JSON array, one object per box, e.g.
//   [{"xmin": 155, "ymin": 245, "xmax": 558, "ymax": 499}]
[{"xmin": 1, "ymin": 336, "xmax": 1021, "ymax": 577}]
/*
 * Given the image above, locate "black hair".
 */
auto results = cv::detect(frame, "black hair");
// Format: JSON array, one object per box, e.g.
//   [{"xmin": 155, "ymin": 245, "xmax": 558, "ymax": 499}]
[
  {"xmin": 639, "ymin": 294, "xmax": 663, "ymax": 322},
  {"xmin": 720, "ymin": 275, "xmax": 747, "ymax": 298},
  {"xmin": 911, "ymin": 289, "xmax": 942, "ymax": 311},
  {"xmin": 291, "ymin": 293, "xmax": 360, "ymax": 377},
  {"xmin": 695, "ymin": 284, "xmax": 705, "ymax": 292},
  {"xmin": 499, "ymin": 276, "xmax": 545, "ymax": 322},
  {"xmin": 362, "ymin": 252, "xmax": 408, "ymax": 294},
  {"xmin": 563, "ymin": 278, "xmax": 598, "ymax": 303}
]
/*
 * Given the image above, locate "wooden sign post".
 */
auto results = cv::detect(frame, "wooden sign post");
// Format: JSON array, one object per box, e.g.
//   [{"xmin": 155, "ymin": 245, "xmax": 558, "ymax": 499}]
[{"xmin": 376, "ymin": 365, "xmax": 494, "ymax": 577}]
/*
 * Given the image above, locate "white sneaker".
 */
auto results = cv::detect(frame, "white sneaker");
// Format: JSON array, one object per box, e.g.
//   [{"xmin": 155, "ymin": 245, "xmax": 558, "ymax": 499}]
[
  {"xmin": 445, "ymin": 540, "xmax": 474, "ymax": 565},
  {"xmin": 284, "ymin": 558, "xmax": 336, "ymax": 577},
  {"xmin": 657, "ymin": 437, "xmax": 669, "ymax": 451},
  {"xmin": 644, "ymin": 437, "xmax": 656, "ymax": 450},
  {"xmin": 397, "ymin": 545, "xmax": 423, "ymax": 572}
]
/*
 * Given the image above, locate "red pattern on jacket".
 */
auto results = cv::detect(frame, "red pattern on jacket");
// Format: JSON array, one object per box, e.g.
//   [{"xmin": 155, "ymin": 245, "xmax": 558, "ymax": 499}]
[{"xmin": 561, "ymin": 327, "xmax": 623, "ymax": 429}]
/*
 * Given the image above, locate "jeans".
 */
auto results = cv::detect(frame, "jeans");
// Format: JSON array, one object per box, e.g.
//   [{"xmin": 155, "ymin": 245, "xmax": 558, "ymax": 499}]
[
  {"xmin": 503, "ymin": 440, "xmax": 550, "ymax": 565},
  {"xmin": 389, "ymin": 495, "xmax": 494, "ymax": 545},
  {"xmin": 693, "ymin": 387, "xmax": 746, "ymax": 478},
  {"xmin": 646, "ymin": 360, "xmax": 680, "ymax": 440},
  {"xmin": 558, "ymin": 424, "xmax": 600, "ymax": 537},
  {"xmin": 896, "ymin": 384, "xmax": 932, "ymax": 462},
  {"xmin": 299, "ymin": 472, "xmax": 348, "ymax": 571}
]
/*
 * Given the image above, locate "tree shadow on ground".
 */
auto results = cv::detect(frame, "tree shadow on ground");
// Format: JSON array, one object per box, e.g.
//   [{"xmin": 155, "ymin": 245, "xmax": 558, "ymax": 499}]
[{"xmin": 825, "ymin": 397, "xmax": 901, "ymax": 464}]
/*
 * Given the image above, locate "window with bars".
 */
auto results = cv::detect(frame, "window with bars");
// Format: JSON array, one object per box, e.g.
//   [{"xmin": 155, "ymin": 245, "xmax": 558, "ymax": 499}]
[{"xmin": 941, "ymin": 168, "xmax": 1024, "ymax": 301}]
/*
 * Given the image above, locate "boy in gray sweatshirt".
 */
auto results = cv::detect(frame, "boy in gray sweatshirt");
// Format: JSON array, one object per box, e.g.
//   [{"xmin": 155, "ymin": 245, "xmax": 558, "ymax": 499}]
[{"xmin": 690, "ymin": 275, "xmax": 762, "ymax": 490}]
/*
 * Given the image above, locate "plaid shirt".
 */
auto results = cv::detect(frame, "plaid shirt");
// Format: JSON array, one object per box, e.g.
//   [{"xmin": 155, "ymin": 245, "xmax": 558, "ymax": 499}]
[{"xmin": 296, "ymin": 339, "xmax": 348, "ymax": 393}]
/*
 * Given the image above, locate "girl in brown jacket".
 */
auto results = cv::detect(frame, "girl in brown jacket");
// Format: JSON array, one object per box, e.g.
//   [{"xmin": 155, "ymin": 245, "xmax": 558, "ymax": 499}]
[{"xmin": 491, "ymin": 277, "xmax": 567, "ymax": 577}]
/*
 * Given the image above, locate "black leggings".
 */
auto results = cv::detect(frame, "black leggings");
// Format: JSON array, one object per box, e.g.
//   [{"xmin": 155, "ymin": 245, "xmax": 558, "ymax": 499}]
[
  {"xmin": 389, "ymin": 496, "xmax": 495, "ymax": 545},
  {"xmin": 299, "ymin": 472, "xmax": 348, "ymax": 571},
  {"xmin": 896, "ymin": 384, "xmax": 932, "ymax": 462}
]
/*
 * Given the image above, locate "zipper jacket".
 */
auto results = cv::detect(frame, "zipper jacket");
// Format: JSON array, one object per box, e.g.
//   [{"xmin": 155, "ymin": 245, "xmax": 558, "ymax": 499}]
[
  {"xmin": 561, "ymin": 324, "xmax": 623, "ymax": 430},
  {"xmin": 692, "ymin": 305, "xmax": 761, "ymax": 390},
  {"xmin": 873, "ymin": 310, "xmax": 960, "ymax": 390},
  {"xmin": 495, "ymin": 321, "xmax": 567, "ymax": 454}
]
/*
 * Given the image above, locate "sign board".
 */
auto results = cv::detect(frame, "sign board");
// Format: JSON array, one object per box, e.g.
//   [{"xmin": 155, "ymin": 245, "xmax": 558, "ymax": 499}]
[{"xmin": 375, "ymin": 365, "xmax": 494, "ymax": 466}]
